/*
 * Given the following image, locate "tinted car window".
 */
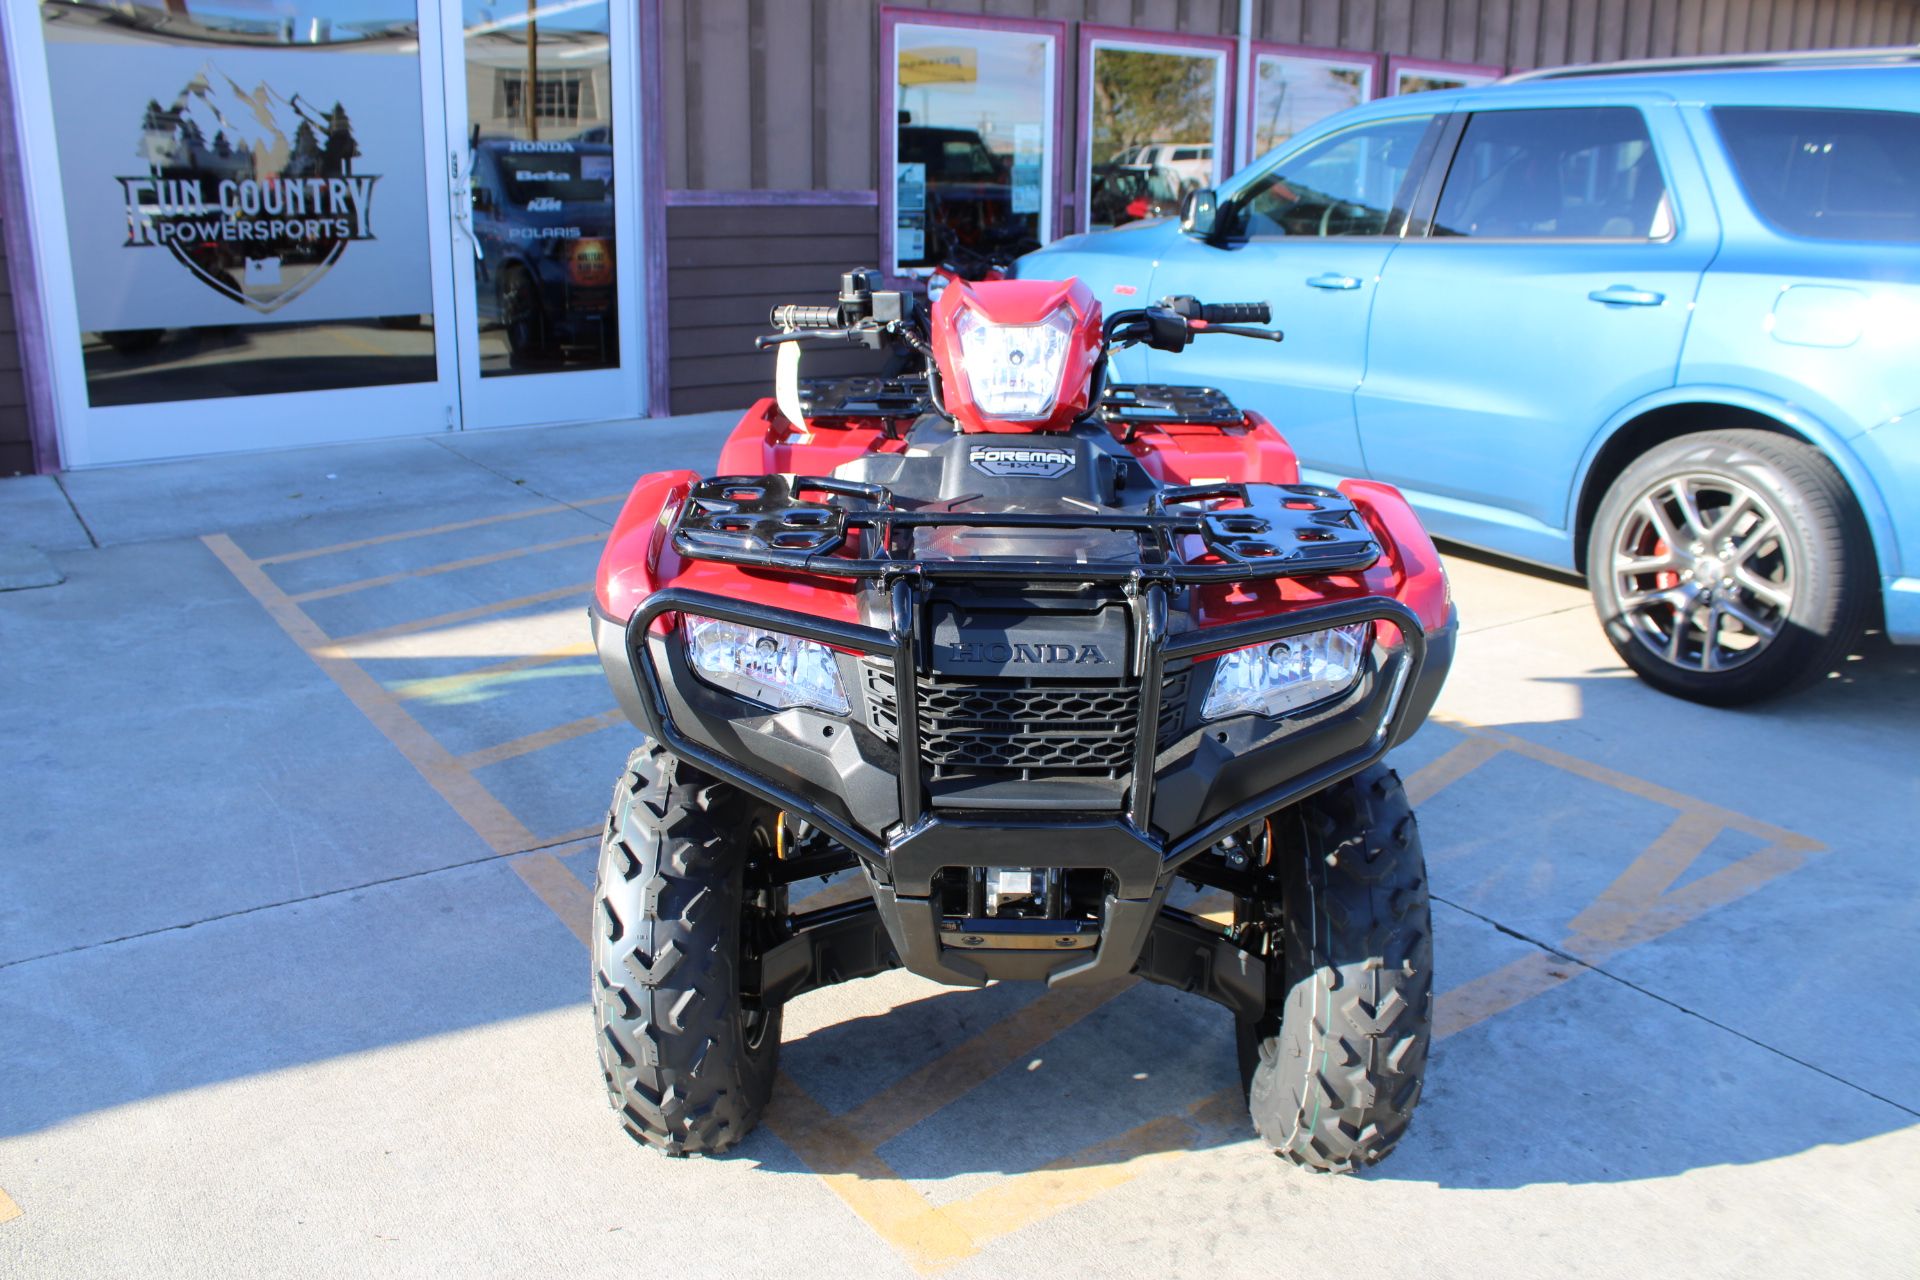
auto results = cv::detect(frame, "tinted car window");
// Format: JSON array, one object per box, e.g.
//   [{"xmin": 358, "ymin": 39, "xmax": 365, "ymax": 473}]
[
  {"xmin": 1713, "ymin": 107, "xmax": 1920, "ymax": 243},
  {"xmin": 1433, "ymin": 107, "xmax": 1671, "ymax": 239},
  {"xmin": 1231, "ymin": 115, "xmax": 1432, "ymax": 237}
]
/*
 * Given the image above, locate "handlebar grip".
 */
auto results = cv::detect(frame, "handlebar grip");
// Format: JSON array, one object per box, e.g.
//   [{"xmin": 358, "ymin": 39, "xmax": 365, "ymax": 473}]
[
  {"xmin": 1200, "ymin": 301, "xmax": 1270, "ymax": 325},
  {"xmin": 770, "ymin": 303, "xmax": 843, "ymax": 330}
]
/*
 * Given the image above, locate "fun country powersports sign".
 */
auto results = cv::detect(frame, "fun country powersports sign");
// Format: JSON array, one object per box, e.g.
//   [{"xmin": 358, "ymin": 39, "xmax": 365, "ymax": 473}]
[{"xmin": 43, "ymin": 37, "xmax": 433, "ymax": 332}]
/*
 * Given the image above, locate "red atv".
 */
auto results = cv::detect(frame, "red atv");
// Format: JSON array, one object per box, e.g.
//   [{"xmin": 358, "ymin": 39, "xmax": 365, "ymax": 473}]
[{"xmin": 589, "ymin": 270, "xmax": 1456, "ymax": 1172}]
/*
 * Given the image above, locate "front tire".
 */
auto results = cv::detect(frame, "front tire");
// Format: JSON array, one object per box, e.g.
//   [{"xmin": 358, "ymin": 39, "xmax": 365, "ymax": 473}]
[
  {"xmin": 1588, "ymin": 429, "xmax": 1869, "ymax": 705},
  {"xmin": 593, "ymin": 744, "xmax": 783, "ymax": 1155},
  {"xmin": 1237, "ymin": 765, "xmax": 1434, "ymax": 1173}
]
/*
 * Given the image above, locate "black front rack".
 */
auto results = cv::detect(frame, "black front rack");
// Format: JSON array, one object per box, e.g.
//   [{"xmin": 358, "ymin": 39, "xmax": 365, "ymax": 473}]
[{"xmin": 674, "ymin": 474, "xmax": 1382, "ymax": 584}]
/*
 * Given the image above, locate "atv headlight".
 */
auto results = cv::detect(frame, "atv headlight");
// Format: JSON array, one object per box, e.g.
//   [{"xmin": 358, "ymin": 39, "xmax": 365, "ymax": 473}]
[
  {"xmin": 683, "ymin": 615, "xmax": 850, "ymax": 715},
  {"xmin": 1201, "ymin": 624, "xmax": 1370, "ymax": 720},
  {"xmin": 955, "ymin": 304, "xmax": 1075, "ymax": 419}
]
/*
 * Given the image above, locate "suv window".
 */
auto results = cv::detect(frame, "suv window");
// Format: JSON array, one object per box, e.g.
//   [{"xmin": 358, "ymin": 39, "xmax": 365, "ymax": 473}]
[
  {"xmin": 1229, "ymin": 115, "xmax": 1432, "ymax": 238},
  {"xmin": 1432, "ymin": 107, "xmax": 1672, "ymax": 240},
  {"xmin": 1713, "ymin": 107, "xmax": 1920, "ymax": 243}
]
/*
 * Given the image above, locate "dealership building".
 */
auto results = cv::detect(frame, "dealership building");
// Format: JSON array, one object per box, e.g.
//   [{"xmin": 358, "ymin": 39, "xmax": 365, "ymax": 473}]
[{"xmin": 0, "ymin": 0, "xmax": 1911, "ymax": 473}]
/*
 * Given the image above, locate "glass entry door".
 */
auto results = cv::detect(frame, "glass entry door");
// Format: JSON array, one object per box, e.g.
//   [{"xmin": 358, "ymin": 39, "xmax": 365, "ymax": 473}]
[
  {"xmin": 440, "ymin": 1, "xmax": 642, "ymax": 431},
  {"xmin": 4, "ymin": 1, "xmax": 645, "ymax": 468}
]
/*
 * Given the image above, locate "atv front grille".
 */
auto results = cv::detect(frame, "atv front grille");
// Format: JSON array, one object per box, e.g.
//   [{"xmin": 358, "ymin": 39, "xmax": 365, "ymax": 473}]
[{"xmin": 864, "ymin": 665, "xmax": 1189, "ymax": 779}]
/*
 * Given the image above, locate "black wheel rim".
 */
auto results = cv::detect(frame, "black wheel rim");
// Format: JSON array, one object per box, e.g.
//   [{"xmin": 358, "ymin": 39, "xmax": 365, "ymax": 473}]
[{"xmin": 1610, "ymin": 471, "xmax": 1794, "ymax": 673}]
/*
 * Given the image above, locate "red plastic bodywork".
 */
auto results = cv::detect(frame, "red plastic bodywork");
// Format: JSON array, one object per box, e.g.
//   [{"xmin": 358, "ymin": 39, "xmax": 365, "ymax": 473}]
[
  {"xmin": 595, "ymin": 404, "xmax": 1450, "ymax": 644},
  {"xmin": 928, "ymin": 276, "xmax": 1105, "ymax": 434}
]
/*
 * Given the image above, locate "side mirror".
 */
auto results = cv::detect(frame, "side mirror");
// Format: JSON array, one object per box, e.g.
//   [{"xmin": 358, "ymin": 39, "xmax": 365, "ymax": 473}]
[{"xmin": 1179, "ymin": 187, "xmax": 1218, "ymax": 239}]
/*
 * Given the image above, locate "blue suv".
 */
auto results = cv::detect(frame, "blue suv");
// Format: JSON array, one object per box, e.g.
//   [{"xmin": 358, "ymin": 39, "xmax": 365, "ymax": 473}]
[{"xmin": 1017, "ymin": 54, "xmax": 1919, "ymax": 704}]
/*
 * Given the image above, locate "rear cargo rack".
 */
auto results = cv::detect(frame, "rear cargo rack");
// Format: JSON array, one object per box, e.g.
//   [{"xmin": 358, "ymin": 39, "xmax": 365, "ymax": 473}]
[{"xmin": 673, "ymin": 474, "xmax": 1382, "ymax": 584}]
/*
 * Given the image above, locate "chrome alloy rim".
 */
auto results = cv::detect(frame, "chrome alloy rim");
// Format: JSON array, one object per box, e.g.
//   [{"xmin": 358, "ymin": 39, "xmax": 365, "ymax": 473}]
[{"xmin": 1611, "ymin": 472, "xmax": 1794, "ymax": 673}]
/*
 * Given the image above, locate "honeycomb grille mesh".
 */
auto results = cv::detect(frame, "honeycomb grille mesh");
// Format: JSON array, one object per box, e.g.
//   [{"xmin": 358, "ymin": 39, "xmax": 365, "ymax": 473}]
[{"xmin": 863, "ymin": 665, "xmax": 1190, "ymax": 779}]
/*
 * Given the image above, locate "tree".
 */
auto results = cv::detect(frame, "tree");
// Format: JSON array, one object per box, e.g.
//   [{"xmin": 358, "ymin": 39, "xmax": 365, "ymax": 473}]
[
  {"xmin": 288, "ymin": 118, "xmax": 322, "ymax": 178},
  {"xmin": 1091, "ymin": 49, "xmax": 1216, "ymax": 164},
  {"xmin": 322, "ymin": 101, "xmax": 359, "ymax": 176}
]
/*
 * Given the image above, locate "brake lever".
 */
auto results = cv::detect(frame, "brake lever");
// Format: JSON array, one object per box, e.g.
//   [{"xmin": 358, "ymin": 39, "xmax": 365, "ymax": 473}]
[
  {"xmin": 752, "ymin": 328, "xmax": 859, "ymax": 350},
  {"xmin": 1198, "ymin": 324, "xmax": 1286, "ymax": 343}
]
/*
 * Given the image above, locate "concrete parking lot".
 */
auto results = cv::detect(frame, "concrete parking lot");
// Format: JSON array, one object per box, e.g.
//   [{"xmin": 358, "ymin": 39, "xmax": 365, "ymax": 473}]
[{"xmin": 2, "ymin": 414, "xmax": 1917, "ymax": 1279}]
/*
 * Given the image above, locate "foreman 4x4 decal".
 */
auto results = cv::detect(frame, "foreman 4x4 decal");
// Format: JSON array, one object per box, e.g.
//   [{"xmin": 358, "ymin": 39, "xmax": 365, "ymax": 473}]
[
  {"xmin": 968, "ymin": 445, "xmax": 1076, "ymax": 479},
  {"xmin": 118, "ymin": 65, "xmax": 379, "ymax": 314}
]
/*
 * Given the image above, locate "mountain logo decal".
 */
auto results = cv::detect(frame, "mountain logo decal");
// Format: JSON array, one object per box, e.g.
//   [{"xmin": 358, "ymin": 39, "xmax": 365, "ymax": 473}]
[{"xmin": 116, "ymin": 64, "xmax": 380, "ymax": 314}]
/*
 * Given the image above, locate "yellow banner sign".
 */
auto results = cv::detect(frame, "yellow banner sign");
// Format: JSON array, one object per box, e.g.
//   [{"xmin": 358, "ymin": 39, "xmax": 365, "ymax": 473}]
[{"xmin": 900, "ymin": 46, "xmax": 977, "ymax": 85}]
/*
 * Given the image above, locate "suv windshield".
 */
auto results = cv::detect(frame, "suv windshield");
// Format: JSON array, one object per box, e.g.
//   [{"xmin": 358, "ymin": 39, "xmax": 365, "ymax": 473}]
[{"xmin": 1713, "ymin": 106, "xmax": 1920, "ymax": 243}]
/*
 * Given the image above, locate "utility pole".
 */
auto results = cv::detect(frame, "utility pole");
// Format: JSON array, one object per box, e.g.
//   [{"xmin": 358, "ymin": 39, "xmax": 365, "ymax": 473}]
[{"xmin": 525, "ymin": 0, "xmax": 539, "ymax": 140}]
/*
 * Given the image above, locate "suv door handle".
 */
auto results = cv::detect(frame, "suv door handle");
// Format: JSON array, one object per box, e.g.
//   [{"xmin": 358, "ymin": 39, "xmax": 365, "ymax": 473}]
[
  {"xmin": 1588, "ymin": 285, "xmax": 1664, "ymax": 306},
  {"xmin": 1307, "ymin": 272, "xmax": 1362, "ymax": 290}
]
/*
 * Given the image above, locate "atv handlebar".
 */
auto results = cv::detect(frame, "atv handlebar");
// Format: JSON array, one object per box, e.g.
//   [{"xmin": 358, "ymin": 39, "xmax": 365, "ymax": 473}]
[
  {"xmin": 769, "ymin": 303, "xmax": 845, "ymax": 330},
  {"xmin": 1196, "ymin": 301, "xmax": 1270, "ymax": 325}
]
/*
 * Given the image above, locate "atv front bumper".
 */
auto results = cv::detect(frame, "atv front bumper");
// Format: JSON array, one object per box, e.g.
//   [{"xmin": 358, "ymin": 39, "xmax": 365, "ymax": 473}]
[{"xmin": 595, "ymin": 585, "xmax": 1455, "ymax": 993}]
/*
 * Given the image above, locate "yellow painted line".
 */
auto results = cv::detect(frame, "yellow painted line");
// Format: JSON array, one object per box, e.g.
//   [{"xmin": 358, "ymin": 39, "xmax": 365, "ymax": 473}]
[
  {"xmin": 204, "ymin": 534, "xmax": 539, "ymax": 856},
  {"xmin": 1566, "ymin": 808, "xmax": 1727, "ymax": 945},
  {"xmin": 459, "ymin": 709, "xmax": 626, "ymax": 771},
  {"xmin": 389, "ymin": 642, "xmax": 596, "ymax": 702},
  {"xmin": 288, "ymin": 533, "xmax": 604, "ymax": 603},
  {"xmin": 511, "ymin": 852, "xmax": 592, "ymax": 946},
  {"xmin": 0, "ymin": 1185, "xmax": 19, "ymax": 1225},
  {"xmin": 1433, "ymin": 949, "xmax": 1580, "ymax": 1041},
  {"xmin": 1403, "ymin": 735, "xmax": 1506, "ymax": 806},
  {"xmin": 253, "ymin": 494, "xmax": 624, "ymax": 566},
  {"xmin": 936, "ymin": 1086, "xmax": 1242, "ymax": 1256},
  {"xmin": 1576, "ymin": 838, "xmax": 1814, "ymax": 957},
  {"xmin": 838, "ymin": 978, "xmax": 1138, "ymax": 1150},
  {"xmin": 320, "ymin": 582, "xmax": 593, "ymax": 649},
  {"xmin": 764, "ymin": 1074, "xmax": 979, "ymax": 1271},
  {"xmin": 1435, "ymin": 718, "xmax": 1808, "ymax": 842}
]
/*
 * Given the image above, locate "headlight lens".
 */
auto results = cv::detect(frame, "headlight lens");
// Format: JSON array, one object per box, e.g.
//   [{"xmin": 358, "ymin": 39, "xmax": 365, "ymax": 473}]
[
  {"xmin": 683, "ymin": 615, "xmax": 850, "ymax": 715},
  {"xmin": 955, "ymin": 304, "xmax": 1075, "ymax": 419},
  {"xmin": 1201, "ymin": 624, "xmax": 1371, "ymax": 721}
]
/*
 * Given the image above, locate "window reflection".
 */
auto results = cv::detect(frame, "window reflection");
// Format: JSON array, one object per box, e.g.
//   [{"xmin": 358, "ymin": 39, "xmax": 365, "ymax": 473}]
[
  {"xmin": 893, "ymin": 24, "xmax": 1054, "ymax": 273},
  {"xmin": 463, "ymin": 2, "xmax": 618, "ymax": 376},
  {"xmin": 1251, "ymin": 54, "xmax": 1372, "ymax": 158},
  {"xmin": 1087, "ymin": 44, "xmax": 1219, "ymax": 231}
]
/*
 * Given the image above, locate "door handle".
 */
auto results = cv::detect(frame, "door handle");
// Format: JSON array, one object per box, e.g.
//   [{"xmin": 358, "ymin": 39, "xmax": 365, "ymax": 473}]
[
  {"xmin": 1588, "ymin": 285, "xmax": 1664, "ymax": 306},
  {"xmin": 1306, "ymin": 272, "xmax": 1362, "ymax": 291},
  {"xmin": 449, "ymin": 150, "xmax": 484, "ymax": 260}
]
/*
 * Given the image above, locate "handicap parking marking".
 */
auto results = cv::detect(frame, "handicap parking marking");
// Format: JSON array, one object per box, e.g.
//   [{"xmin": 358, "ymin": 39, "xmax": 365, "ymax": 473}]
[{"xmin": 204, "ymin": 507, "xmax": 1830, "ymax": 1275}]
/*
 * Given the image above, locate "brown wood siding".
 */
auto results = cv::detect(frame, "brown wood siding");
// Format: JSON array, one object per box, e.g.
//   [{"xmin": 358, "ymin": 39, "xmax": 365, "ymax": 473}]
[
  {"xmin": 659, "ymin": 0, "xmax": 1920, "ymax": 189},
  {"xmin": 656, "ymin": 0, "xmax": 1920, "ymax": 413},
  {"xmin": 665, "ymin": 201, "xmax": 885, "ymax": 414}
]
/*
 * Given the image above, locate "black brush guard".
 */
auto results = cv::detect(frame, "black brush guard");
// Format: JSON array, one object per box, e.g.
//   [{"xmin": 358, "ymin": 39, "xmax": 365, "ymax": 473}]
[{"xmin": 605, "ymin": 492, "xmax": 1441, "ymax": 1015}]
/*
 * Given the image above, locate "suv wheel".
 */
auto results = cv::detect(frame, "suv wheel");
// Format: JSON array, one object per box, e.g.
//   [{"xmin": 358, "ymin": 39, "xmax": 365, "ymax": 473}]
[{"xmin": 1588, "ymin": 429, "xmax": 1869, "ymax": 705}]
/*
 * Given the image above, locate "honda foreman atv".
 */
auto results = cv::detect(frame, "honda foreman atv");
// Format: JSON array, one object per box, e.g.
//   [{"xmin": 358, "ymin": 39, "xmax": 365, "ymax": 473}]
[{"xmin": 588, "ymin": 270, "xmax": 1457, "ymax": 1172}]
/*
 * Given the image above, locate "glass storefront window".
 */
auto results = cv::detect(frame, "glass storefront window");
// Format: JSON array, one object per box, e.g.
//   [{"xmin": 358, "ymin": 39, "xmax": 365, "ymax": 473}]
[
  {"xmin": 461, "ymin": 2, "xmax": 618, "ymax": 376},
  {"xmin": 38, "ymin": 1, "xmax": 438, "ymax": 407},
  {"xmin": 1389, "ymin": 57, "xmax": 1502, "ymax": 96},
  {"xmin": 888, "ymin": 19, "xmax": 1058, "ymax": 276},
  {"xmin": 1249, "ymin": 48, "xmax": 1377, "ymax": 160},
  {"xmin": 1083, "ymin": 36, "xmax": 1227, "ymax": 232}
]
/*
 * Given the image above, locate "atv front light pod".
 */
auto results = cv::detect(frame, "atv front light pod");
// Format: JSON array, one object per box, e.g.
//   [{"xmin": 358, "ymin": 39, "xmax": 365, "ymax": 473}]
[
  {"xmin": 683, "ymin": 615, "xmax": 851, "ymax": 715},
  {"xmin": 953, "ymin": 304, "xmax": 1076, "ymax": 418},
  {"xmin": 1201, "ymin": 623, "xmax": 1372, "ymax": 721}
]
